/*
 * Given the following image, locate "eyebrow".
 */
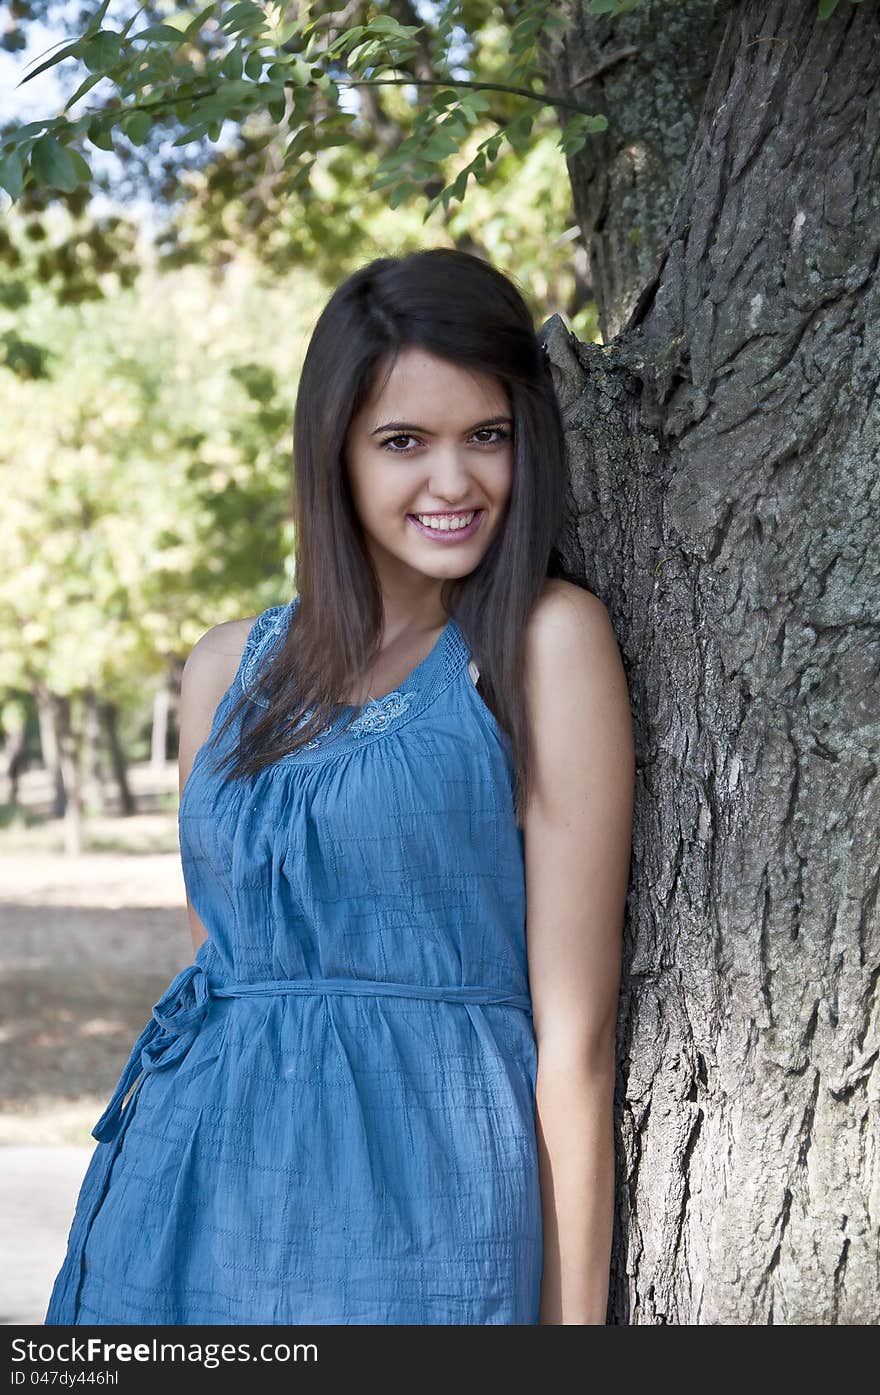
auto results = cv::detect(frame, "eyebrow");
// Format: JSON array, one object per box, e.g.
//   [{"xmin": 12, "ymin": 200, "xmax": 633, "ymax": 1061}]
[{"xmin": 370, "ymin": 415, "xmax": 513, "ymax": 436}]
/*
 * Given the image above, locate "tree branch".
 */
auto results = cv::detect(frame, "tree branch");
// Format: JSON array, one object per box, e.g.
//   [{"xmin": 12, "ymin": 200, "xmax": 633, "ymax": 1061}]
[
  {"xmin": 570, "ymin": 45, "xmax": 639, "ymax": 89},
  {"xmin": 341, "ymin": 75, "xmax": 600, "ymax": 116}
]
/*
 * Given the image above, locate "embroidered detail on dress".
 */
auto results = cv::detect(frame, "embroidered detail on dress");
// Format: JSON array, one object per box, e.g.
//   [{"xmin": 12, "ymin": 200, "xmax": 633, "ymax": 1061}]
[
  {"xmin": 290, "ymin": 709, "xmax": 336, "ymax": 749},
  {"xmin": 347, "ymin": 690, "xmax": 413, "ymax": 735},
  {"xmin": 285, "ymin": 690, "xmax": 415, "ymax": 749},
  {"xmin": 240, "ymin": 609, "xmax": 287, "ymax": 709}
]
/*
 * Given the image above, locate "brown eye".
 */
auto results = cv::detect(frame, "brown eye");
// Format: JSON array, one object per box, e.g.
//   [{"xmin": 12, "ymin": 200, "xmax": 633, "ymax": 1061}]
[{"xmin": 380, "ymin": 435, "xmax": 417, "ymax": 452}]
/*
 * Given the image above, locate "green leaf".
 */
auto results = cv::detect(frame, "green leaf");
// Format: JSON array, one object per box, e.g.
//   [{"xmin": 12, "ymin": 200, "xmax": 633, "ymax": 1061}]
[
  {"xmin": 67, "ymin": 148, "xmax": 92, "ymax": 183},
  {"xmin": 422, "ymin": 130, "xmax": 460, "ymax": 161},
  {"xmin": 171, "ymin": 124, "xmax": 211, "ymax": 148},
  {"xmin": 184, "ymin": 4, "xmax": 218, "ymax": 40},
  {"xmin": 388, "ymin": 181, "xmax": 417, "ymax": 209},
  {"xmin": 0, "ymin": 152, "xmax": 24, "ymax": 200},
  {"xmin": 817, "ymin": 0, "xmax": 839, "ymax": 13},
  {"xmin": 453, "ymin": 167, "xmax": 470, "ymax": 198},
  {"xmin": 2, "ymin": 120, "xmax": 60, "ymax": 142},
  {"xmin": 17, "ymin": 40, "xmax": 81, "ymax": 87},
  {"xmin": 558, "ymin": 110, "xmax": 607, "ymax": 156},
  {"xmin": 122, "ymin": 111, "xmax": 152, "ymax": 146},
  {"xmin": 288, "ymin": 160, "xmax": 314, "ymax": 191},
  {"xmin": 117, "ymin": 3, "xmax": 146, "ymax": 42},
  {"xmin": 30, "ymin": 136, "xmax": 78, "ymax": 192},
  {"xmin": 262, "ymin": 81, "xmax": 287, "ymax": 122},
  {"xmin": 368, "ymin": 16, "xmax": 422, "ymax": 37},
  {"xmin": 460, "ymin": 90, "xmax": 490, "ymax": 115},
  {"xmin": 222, "ymin": 46, "xmax": 244, "ymax": 80},
  {"xmin": 63, "ymin": 70, "xmax": 104, "ymax": 113},
  {"xmin": 82, "ymin": 31, "xmax": 123, "ymax": 73},
  {"xmin": 506, "ymin": 111, "xmax": 535, "ymax": 155},
  {"xmin": 323, "ymin": 26, "xmax": 366, "ymax": 56},
  {"xmin": 131, "ymin": 24, "xmax": 186, "ymax": 43},
  {"xmin": 223, "ymin": 79, "xmax": 258, "ymax": 105},
  {"xmin": 245, "ymin": 51, "xmax": 263, "ymax": 79},
  {"xmin": 219, "ymin": 2, "xmax": 267, "ymax": 37},
  {"xmin": 82, "ymin": 0, "xmax": 114, "ymax": 40},
  {"xmin": 87, "ymin": 117, "xmax": 115, "ymax": 151}
]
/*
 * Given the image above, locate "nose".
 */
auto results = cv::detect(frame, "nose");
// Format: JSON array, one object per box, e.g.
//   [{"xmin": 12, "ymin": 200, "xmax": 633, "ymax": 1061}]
[{"xmin": 426, "ymin": 445, "xmax": 478, "ymax": 501}]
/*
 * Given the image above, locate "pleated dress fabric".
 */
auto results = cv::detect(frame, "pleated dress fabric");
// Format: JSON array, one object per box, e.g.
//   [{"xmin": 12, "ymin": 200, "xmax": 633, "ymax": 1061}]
[{"xmin": 45, "ymin": 595, "xmax": 543, "ymax": 1325}]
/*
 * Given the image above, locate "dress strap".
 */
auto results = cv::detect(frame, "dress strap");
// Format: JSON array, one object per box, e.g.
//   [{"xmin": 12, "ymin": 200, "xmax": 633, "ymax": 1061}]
[{"xmin": 239, "ymin": 601, "xmax": 294, "ymax": 708}]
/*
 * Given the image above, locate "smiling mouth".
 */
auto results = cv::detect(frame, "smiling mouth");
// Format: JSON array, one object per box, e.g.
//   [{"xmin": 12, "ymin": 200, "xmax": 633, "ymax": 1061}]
[
  {"xmin": 406, "ymin": 509, "xmax": 486, "ymax": 541},
  {"xmin": 408, "ymin": 509, "xmax": 482, "ymax": 531}
]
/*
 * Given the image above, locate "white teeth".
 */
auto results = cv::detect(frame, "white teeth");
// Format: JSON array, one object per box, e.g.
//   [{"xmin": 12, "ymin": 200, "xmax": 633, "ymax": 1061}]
[{"xmin": 414, "ymin": 511, "xmax": 476, "ymax": 531}]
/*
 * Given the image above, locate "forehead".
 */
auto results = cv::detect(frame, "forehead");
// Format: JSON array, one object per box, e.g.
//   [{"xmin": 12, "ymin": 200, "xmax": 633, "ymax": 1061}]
[{"xmin": 360, "ymin": 348, "xmax": 508, "ymax": 423}]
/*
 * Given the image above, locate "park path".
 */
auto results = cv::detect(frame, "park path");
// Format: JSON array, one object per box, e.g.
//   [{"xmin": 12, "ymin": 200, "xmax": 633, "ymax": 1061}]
[{"xmin": 0, "ymin": 806, "xmax": 193, "ymax": 1323}]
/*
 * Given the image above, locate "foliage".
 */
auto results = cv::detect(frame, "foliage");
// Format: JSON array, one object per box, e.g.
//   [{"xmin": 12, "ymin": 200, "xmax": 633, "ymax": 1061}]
[
  {"xmin": 0, "ymin": 205, "xmax": 318, "ymax": 703},
  {"xmin": 1, "ymin": 1, "xmax": 609, "ymax": 212}
]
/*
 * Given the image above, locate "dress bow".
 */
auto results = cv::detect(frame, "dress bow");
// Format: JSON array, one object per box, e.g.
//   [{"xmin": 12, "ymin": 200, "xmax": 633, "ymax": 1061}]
[{"xmin": 91, "ymin": 962, "xmax": 212, "ymax": 1143}]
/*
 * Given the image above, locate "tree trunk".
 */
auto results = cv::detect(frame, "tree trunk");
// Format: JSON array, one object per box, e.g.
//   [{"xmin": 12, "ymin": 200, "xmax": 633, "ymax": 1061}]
[
  {"xmin": 50, "ymin": 692, "xmax": 84, "ymax": 857},
  {"xmin": 151, "ymin": 678, "xmax": 170, "ymax": 776},
  {"xmin": 82, "ymin": 686, "xmax": 109, "ymax": 816},
  {"xmin": 540, "ymin": 0, "xmax": 733, "ymax": 342},
  {"xmin": 34, "ymin": 681, "xmax": 65, "ymax": 818},
  {"xmin": 539, "ymin": 0, "xmax": 880, "ymax": 1323},
  {"xmin": 0, "ymin": 696, "xmax": 28, "ymax": 804},
  {"xmin": 100, "ymin": 699, "xmax": 136, "ymax": 817}
]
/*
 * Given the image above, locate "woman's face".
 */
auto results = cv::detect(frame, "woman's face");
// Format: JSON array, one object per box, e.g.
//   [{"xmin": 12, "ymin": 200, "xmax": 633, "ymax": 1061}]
[{"xmin": 344, "ymin": 346, "xmax": 514, "ymax": 593}]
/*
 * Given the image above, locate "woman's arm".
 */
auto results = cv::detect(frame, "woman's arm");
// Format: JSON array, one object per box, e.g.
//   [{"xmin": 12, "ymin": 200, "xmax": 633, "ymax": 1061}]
[
  {"xmin": 522, "ymin": 581, "xmax": 634, "ymax": 1324},
  {"xmin": 177, "ymin": 616, "xmax": 258, "ymax": 957}
]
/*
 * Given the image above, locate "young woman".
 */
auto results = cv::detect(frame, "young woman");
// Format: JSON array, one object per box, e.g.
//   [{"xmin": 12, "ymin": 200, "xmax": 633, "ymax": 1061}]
[{"xmin": 45, "ymin": 247, "xmax": 634, "ymax": 1326}]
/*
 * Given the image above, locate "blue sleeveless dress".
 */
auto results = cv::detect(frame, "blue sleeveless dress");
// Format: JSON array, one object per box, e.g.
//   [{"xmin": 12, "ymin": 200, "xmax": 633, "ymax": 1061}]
[{"xmin": 45, "ymin": 596, "xmax": 543, "ymax": 1325}]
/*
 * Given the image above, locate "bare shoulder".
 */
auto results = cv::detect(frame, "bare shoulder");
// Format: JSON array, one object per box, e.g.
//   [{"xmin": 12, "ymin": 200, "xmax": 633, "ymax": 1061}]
[
  {"xmin": 178, "ymin": 615, "xmax": 260, "ymax": 794},
  {"xmin": 533, "ymin": 576, "xmax": 609, "ymax": 619},
  {"xmin": 523, "ymin": 579, "xmax": 633, "ymax": 811},
  {"xmin": 181, "ymin": 613, "xmax": 258, "ymax": 689},
  {"xmin": 525, "ymin": 578, "xmax": 617, "ymax": 671}
]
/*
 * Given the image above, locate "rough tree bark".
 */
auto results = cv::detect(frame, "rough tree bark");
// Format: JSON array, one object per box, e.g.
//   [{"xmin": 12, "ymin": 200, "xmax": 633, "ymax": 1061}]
[
  {"xmin": 542, "ymin": 0, "xmax": 732, "ymax": 340},
  {"xmin": 538, "ymin": 0, "xmax": 879, "ymax": 1323}
]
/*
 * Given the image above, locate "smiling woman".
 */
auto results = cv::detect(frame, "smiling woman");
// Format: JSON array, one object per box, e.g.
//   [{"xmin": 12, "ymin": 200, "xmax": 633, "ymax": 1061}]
[
  {"xmin": 45, "ymin": 247, "xmax": 633, "ymax": 1328},
  {"xmin": 345, "ymin": 347, "xmax": 514, "ymax": 572}
]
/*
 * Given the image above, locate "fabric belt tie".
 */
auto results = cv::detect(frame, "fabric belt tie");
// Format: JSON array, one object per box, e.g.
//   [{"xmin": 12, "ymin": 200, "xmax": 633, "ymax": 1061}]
[{"xmin": 91, "ymin": 961, "xmax": 532, "ymax": 1145}]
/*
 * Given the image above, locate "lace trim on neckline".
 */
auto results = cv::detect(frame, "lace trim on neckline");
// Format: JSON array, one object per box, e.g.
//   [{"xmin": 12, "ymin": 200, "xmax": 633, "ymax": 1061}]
[
  {"xmin": 239, "ymin": 598, "xmax": 468, "ymax": 761},
  {"xmin": 289, "ymin": 689, "xmax": 415, "ymax": 749}
]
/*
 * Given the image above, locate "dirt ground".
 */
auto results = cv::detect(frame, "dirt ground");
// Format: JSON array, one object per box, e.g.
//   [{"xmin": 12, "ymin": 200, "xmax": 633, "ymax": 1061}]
[
  {"xmin": 0, "ymin": 767, "xmax": 194, "ymax": 1147},
  {"xmin": 0, "ymin": 764, "xmax": 198, "ymax": 1321}
]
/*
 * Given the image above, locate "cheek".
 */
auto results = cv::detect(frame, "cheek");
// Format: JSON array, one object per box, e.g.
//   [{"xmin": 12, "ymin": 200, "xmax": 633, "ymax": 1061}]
[
  {"xmin": 487, "ymin": 454, "xmax": 514, "ymax": 503},
  {"xmin": 355, "ymin": 468, "xmax": 412, "ymax": 524}
]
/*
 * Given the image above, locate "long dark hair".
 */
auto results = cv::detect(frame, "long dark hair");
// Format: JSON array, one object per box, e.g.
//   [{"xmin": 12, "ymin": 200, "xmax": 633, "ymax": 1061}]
[{"xmin": 207, "ymin": 246, "xmax": 572, "ymax": 826}]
